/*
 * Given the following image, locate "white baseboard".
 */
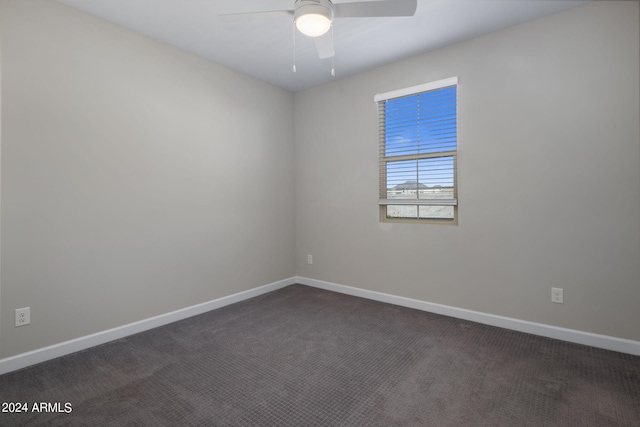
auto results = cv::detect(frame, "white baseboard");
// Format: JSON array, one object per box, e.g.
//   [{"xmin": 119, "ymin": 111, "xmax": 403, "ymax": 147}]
[
  {"xmin": 3, "ymin": 275, "xmax": 637, "ymax": 376},
  {"xmin": 296, "ymin": 276, "xmax": 640, "ymax": 356},
  {"xmin": 0, "ymin": 277, "xmax": 296, "ymax": 375}
]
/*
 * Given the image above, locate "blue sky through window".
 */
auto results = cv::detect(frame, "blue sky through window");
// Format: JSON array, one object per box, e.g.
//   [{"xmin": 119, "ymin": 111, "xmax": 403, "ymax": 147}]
[{"xmin": 384, "ymin": 86, "xmax": 457, "ymax": 189}]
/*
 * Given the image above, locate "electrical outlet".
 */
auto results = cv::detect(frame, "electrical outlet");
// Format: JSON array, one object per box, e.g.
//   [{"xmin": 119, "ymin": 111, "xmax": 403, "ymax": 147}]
[
  {"xmin": 307, "ymin": 254, "xmax": 313, "ymax": 264},
  {"xmin": 551, "ymin": 288, "xmax": 563, "ymax": 304},
  {"xmin": 15, "ymin": 307, "xmax": 31, "ymax": 327}
]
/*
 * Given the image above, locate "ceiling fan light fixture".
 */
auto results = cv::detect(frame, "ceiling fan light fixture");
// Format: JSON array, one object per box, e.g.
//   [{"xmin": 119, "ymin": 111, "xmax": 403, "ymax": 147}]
[
  {"xmin": 295, "ymin": 1, "xmax": 333, "ymax": 37},
  {"xmin": 296, "ymin": 13, "xmax": 332, "ymax": 37}
]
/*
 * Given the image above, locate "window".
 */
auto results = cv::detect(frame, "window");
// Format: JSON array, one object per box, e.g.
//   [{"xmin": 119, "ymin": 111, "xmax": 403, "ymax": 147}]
[{"xmin": 375, "ymin": 77, "xmax": 458, "ymax": 224}]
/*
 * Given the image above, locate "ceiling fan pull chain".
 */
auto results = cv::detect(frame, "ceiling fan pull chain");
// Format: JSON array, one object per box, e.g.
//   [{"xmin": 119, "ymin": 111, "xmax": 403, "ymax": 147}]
[
  {"xmin": 331, "ymin": 25, "xmax": 335, "ymax": 77},
  {"xmin": 292, "ymin": 21, "xmax": 297, "ymax": 73}
]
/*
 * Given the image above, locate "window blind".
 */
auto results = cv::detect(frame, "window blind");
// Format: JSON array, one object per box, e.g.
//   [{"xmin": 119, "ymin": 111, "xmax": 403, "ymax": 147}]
[{"xmin": 375, "ymin": 77, "xmax": 458, "ymax": 221}]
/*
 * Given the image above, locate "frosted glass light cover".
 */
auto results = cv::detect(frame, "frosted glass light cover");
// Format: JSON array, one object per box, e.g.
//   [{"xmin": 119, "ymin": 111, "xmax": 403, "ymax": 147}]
[{"xmin": 296, "ymin": 13, "xmax": 331, "ymax": 37}]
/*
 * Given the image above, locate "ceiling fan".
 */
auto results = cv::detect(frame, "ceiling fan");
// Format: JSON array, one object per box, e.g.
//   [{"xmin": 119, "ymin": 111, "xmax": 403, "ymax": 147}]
[{"xmin": 220, "ymin": 0, "xmax": 418, "ymax": 60}]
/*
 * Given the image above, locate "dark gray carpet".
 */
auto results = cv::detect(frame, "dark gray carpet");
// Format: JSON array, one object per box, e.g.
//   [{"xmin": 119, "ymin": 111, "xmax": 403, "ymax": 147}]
[{"xmin": 0, "ymin": 284, "xmax": 639, "ymax": 426}]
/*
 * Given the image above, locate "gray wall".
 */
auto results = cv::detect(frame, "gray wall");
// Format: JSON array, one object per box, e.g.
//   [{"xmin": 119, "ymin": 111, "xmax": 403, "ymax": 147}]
[
  {"xmin": 1, "ymin": 0, "xmax": 638, "ymax": 360},
  {"xmin": 0, "ymin": 2, "xmax": 3, "ymax": 356},
  {"xmin": 0, "ymin": 0, "xmax": 295, "ymax": 358},
  {"xmin": 295, "ymin": 1, "xmax": 640, "ymax": 341}
]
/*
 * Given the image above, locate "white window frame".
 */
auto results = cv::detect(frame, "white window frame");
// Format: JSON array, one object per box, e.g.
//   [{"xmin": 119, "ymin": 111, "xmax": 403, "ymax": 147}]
[{"xmin": 375, "ymin": 77, "xmax": 458, "ymax": 224}]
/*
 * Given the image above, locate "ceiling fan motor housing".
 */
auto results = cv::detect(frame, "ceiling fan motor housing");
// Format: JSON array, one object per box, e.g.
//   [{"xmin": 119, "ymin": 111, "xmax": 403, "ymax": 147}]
[{"xmin": 295, "ymin": 0, "xmax": 334, "ymax": 19}]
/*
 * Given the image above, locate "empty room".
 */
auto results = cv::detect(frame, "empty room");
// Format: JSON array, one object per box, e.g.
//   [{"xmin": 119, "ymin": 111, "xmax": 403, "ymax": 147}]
[{"xmin": 0, "ymin": 0, "xmax": 638, "ymax": 425}]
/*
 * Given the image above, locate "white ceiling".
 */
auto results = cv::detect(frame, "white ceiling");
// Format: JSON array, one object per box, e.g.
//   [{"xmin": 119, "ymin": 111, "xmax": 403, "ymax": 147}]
[{"xmin": 55, "ymin": 0, "xmax": 590, "ymax": 92}]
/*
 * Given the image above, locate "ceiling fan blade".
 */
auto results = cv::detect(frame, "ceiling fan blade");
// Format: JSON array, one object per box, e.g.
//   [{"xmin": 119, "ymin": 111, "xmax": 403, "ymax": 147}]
[
  {"xmin": 219, "ymin": 10, "xmax": 293, "ymax": 23},
  {"xmin": 333, "ymin": 0, "xmax": 417, "ymax": 18},
  {"xmin": 313, "ymin": 32, "xmax": 335, "ymax": 59}
]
